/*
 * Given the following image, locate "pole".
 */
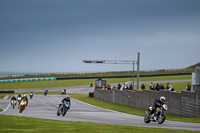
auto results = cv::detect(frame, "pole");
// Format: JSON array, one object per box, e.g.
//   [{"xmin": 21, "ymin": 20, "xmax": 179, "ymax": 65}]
[
  {"xmin": 137, "ymin": 52, "xmax": 140, "ymax": 90},
  {"xmin": 133, "ymin": 61, "xmax": 134, "ymax": 90},
  {"xmin": 113, "ymin": 90, "xmax": 115, "ymax": 103}
]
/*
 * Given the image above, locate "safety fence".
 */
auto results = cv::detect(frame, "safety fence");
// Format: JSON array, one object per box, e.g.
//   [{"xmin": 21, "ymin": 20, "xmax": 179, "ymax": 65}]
[
  {"xmin": 94, "ymin": 89, "xmax": 200, "ymax": 117},
  {"xmin": 0, "ymin": 77, "xmax": 56, "ymax": 83}
]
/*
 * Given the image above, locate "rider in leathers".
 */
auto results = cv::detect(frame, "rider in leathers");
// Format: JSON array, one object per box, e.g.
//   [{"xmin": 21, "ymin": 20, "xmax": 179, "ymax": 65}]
[
  {"xmin": 59, "ymin": 95, "xmax": 71, "ymax": 110},
  {"xmin": 149, "ymin": 96, "xmax": 166, "ymax": 118},
  {"xmin": 11, "ymin": 95, "xmax": 17, "ymax": 101},
  {"xmin": 21, "ymin": 94, "xmax": 28, "ymax": 106}
]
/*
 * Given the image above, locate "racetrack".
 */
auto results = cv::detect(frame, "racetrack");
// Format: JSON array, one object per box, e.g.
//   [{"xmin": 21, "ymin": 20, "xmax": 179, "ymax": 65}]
[
  {"xmin": 0, "ymin": 94, "xmax": 200, "ymax": 131},
  {"xmin": 1, "ymin": 79, "xmax": 199, "ymax": 131}
]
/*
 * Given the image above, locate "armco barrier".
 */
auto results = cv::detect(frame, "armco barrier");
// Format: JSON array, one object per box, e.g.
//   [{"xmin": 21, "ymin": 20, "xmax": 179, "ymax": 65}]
[
  {"xmin": 0, "ymin": 77, "xmax": 57, "ymax": 83},
  {"xmin": 0, "ymin": 90, "xmax": 14, "ymax": 93},
  {"xmin": 56, "ymin": 72, "xmax": 191, "ymax": 80},
  {"xmin": 93, "ymin": 89, "xmax": 200, "ymax": 117}
]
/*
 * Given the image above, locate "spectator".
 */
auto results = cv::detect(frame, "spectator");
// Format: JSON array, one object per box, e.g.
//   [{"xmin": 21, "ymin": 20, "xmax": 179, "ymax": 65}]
[
  {"xmin": 123, "ymin": 83, "xmax": 125, "ymax": 90},
  {"xmin": 168, "ymin": 84, "xmax": 175, "ymax": 92},
  {"xmin": 166, "ymin": 83, "xmax": 170, "ymax": 90},
  {"xmin": 141, "ymin": 84, "xmax": 145, "ymax": 90},
  {"xmin": 106, "ymin": 84, "xmax": 111, "ymax": 90},
  {"xmin": 159, "ymin": 84, "xmax": 164, "ymax": 90},
  {"xmin": 155, "ymin": 83, "xmax": 160, "ymax": 91},
  {"xmin": 113, "ymin": 86, "xmax": 116, "ymax": 90},
  {"xmin": 186, "ymin": 83, "xmax": 191, "ymax": 91},
  {"xmin": 125, "ymin": 84, "xmax": 129, "ymax": 90},
  {"xmin": 129, "ymin": 84, "xmax": 133, "ymax": 90},
  {"xmin": 150, "ymin": 82, "xmax": 154, "ymax": 90},
  {"xmin": 117, "ymin": 83, "xmax": 121, "ymax": 90}
]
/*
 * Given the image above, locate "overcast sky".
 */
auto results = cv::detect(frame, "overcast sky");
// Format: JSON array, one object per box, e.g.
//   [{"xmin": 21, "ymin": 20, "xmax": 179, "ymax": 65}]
[{"xmin": 0, "ymin": 0, "xmax": 200, "ymax": 73}]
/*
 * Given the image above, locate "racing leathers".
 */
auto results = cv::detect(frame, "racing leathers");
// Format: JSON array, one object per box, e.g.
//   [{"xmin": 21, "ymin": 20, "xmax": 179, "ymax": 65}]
[
  {"xmin": 149, "ymin": 99, "xmax": 164, "ymax": 118},
  {"xmin": 21, "ymin": 96, "xmax": 28, "ymax": 106},
  {"xmin": 59, "ymin": 97, "xmax": 71, "ymax": 109}
]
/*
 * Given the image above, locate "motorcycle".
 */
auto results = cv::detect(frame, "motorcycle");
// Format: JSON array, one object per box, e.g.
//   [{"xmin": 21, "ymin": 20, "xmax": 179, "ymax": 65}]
[
  {"xmin": 10, "ymin": 100, "xmax": 17, "ymax": 109},
  {"xmin": 57, "ymin": 101, "xmax": 70, "ymax": 116},
  {"xmin": 19, "ymin": 99, "xmax": 27, "ymax": 113},
  {"xmin": 29, "ymin": 92, "xmax": 34, "ymax": 99},
  {"xmin": 44, "ymin": 90, "xmax": 48, "ymax": 96},
  {"xmin": 144, "ymin": 104, "xmax": 168, "ymax": 124},
  {"xmin": 17, "ymin": 97, "xmax": 22, "ymax": 104}
]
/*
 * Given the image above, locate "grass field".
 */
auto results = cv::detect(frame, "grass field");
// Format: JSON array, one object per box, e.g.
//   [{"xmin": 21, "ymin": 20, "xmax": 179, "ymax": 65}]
[{"xmin": 0, "ymin": 75, "xmax": 191, "ymax": 91}]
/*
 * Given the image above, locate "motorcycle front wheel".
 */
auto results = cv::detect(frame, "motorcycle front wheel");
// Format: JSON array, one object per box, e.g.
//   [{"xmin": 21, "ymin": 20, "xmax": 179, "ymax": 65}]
[
  {"xmin": 62, "ymin": 108, "xmax": 67, "ymax": 116},
  {"xmin": 158, "ymin": 114, "xmax": 166, "ymax": 124},
  {"xmin": 57, "ymin": 111, "xmax": 60, "ymax": 116},
  {"xmin": 144, "ymin": 115, "xmax": 150, "ymax": 123},
  {"xmin": 19, "ymin": 106, "xmax": 23, "ymax": 113}
]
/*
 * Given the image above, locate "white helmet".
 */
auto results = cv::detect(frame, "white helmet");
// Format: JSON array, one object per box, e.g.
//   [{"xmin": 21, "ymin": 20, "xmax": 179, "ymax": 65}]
[
  {"xmin": 66, "ymin": 95, "xmax": 70, "ymax": 98},
  {"xmin": 160, "ymin": 96, "xmax": 166, "ymax": 103}
]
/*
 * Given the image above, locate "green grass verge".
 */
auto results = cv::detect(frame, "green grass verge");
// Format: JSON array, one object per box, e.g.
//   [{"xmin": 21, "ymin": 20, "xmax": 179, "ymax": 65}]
[
  {"xmin": 1, "ymin": 114, "xmax": 197, "ymax": 133},
  {"xmin": 0, "ymin": 75, "xmax": 191, "ymax": 90},
  {"xmin": 69, "ymin": 93, "xmax": 200, "ymax": 123}
]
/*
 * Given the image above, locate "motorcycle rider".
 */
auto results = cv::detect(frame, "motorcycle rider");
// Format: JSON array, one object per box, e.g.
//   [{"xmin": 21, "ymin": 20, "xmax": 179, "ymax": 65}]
[
  {"xmin": 29, "ymin": 90, "xmax": 34, "ymax": 98},
  {"xmin": 30, "ymin": 90, "xmax": 33, "ymax": 94},
  {"xmin": 59, "ymin": 95, "xmax": 71, "ymax": 110},
  {"xmin": 11, "ymin": 95, "xmax": 17, "ymax": 101},
  {"xmin": 17, "ymin": 94, "xmax": 22, "ymax": 98},
  {"xmin": 44, "ymin": 89, "xmax": 48, "ymax": 96},
  {"xmin": 148, "ymin": 96, "xmax": 166, "ymax": 119},
  {"xmin": 21, "ymin": 94, "xmax": 28, "ymax": 106}
]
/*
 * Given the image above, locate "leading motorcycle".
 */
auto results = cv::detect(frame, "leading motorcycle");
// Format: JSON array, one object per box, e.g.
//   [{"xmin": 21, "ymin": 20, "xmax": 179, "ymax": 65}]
[
  {"xmin": 57, "ymin": 101, "xmax": 70, "ymax": 116},
  {"xmin": 19, "ymin": 99, "xmax": 27, "ymax": 113},
  {"xmin": 144, "ymin": 104, "xmax": 168, "ymax": 124}
]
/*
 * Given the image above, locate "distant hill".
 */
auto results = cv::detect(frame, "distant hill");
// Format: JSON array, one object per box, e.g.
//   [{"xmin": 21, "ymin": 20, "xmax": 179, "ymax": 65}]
[{"xmin": 185, "ymin": 62, "xmax": 200, "ymax": 70}]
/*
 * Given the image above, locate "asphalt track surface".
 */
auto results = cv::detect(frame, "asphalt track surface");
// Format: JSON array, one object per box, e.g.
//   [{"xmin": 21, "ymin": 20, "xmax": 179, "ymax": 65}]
[{"xmin": 1, "ymin": 79, "xmax": 200, "ymax": 131}]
